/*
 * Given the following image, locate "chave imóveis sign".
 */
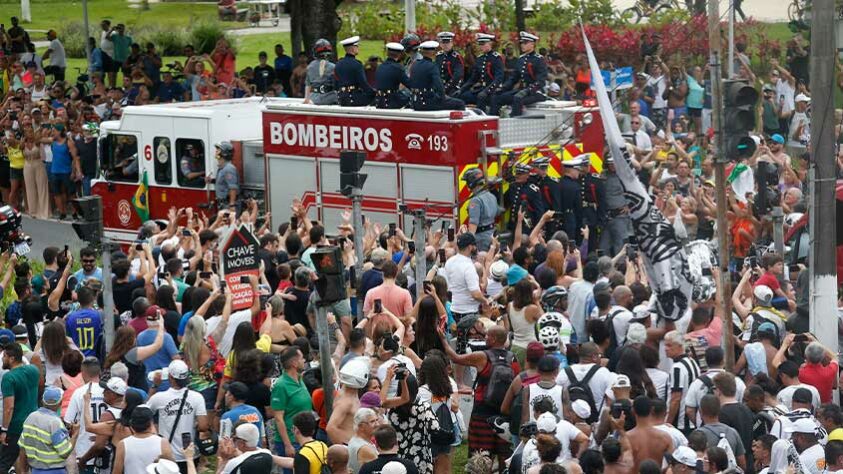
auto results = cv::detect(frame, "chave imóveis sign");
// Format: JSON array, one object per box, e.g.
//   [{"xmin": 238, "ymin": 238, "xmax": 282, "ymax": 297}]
[{"xmin": 221, "ymin": 225, "xmax": 260, "ymax": 310}]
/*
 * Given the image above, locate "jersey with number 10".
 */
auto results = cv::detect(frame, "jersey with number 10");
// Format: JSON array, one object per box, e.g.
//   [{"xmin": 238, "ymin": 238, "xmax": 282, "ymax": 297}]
[{"xmin": 65, "ymin": 308, "xmax": 103, "ymax": 358}]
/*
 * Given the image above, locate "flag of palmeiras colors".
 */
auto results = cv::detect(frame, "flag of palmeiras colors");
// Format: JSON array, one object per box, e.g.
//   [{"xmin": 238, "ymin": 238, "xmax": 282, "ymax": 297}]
[
  {"xmin": 132, "ymin": 171, "xmax": 149, "ymax": 222},
  {"xmin": 581, "ymin": 25, "xmax": 693, "ymax": 321}
]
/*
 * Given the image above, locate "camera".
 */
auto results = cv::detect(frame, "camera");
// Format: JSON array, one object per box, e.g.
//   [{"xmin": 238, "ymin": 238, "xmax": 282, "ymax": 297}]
[
  {"xmin": 393, "ymin": 362, "xmax": 408, "ymax": 380},
  {"xmin": 611, "ymin": 400, "xmax": 632, "ymax": 419},
  {"xmin": 0, "ymin": 206, "xmax": 31, "ymax": 254}
]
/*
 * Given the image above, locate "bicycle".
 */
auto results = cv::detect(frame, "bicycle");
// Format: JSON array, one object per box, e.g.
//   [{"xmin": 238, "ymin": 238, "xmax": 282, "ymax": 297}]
[
  {"xmin": 787, "ymin": 0, "xmax": 808, "ymax": 23},
  {"xmin": 622, "ymin": 0, "xmax": 682, "ymax": 24}
]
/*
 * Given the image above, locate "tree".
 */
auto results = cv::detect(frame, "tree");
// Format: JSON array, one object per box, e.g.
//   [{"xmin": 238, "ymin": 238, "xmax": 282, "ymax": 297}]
[{"xmin": 289, "ymin": 0, "xmax": 344, "ymax": 58}]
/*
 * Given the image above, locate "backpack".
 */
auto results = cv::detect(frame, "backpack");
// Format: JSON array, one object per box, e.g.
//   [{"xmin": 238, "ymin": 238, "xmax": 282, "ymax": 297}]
[
  {"xmin": 715, "ymin": 432, "xmax": 743, "ymax": 473},
  {"xmin": 565, "ymin": 365, "xmax": 601, "ymax": 424},
  {"xmin": 430, "ymin": 399, "xmax": 456, "ymax": 445},
  {"xmin": 303, "ymin": 441, "xmax": 331, "ymax": 474},
  {"xmin": 748, "ymin": 312, "xmax": 781, "ymax": 345},
  {"xmin": 699, "ymin": 374, "xmax": 715, "ymax": 395},
  {"xmin": 509, "ymin": 372, "xmax": 537, "ymax": 436},
  {"xmin": 477, "ymin": 349, "xmax": 515, "ymax": 408}
]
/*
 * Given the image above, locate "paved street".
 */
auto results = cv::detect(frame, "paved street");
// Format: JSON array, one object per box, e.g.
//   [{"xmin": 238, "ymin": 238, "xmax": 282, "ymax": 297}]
[{"xmin": 21, "ymin": 216, "xmax": 86, "ymax": 258}]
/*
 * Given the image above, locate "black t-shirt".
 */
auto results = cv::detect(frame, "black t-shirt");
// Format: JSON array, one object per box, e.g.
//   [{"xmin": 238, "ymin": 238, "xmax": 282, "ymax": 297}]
[
  {"xmin": 112, "ymin": 278, "xmax": 146, "ymax": 314},
  {"xmin": 257, "ymin": 248, "xmax": 279, "ymax": 291},
  {"xmin": 74, "ymin": 138, "xmax": 98, "ymax": 177},
  {"xmin": 359, "ymin": 454, "xmax": 420, "ymax": 474},
  {"xmin": 242, "ymin": 381, "xmax": 271, "ymax": 420},
  {"xmin": 284, "ymin": 287, "xmax": 311, "ymax": 331},
  {"xmin": 719, "ymin": 402, "xmax": 755, "ymax": 470},
  {"xmin": 253, "ymin": 65, "xmax": 276, "ymax": 93}
]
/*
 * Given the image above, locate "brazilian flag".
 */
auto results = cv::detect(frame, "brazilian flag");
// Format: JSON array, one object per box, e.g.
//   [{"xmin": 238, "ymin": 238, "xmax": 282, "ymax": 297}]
[{"xmin": 132, "ymin": 171, "xmax": 150, "ymax": 222}]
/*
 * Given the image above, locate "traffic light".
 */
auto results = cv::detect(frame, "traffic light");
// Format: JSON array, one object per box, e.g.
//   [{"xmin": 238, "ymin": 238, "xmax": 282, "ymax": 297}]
[
  {"xmin": 72, "ymin": 196, "xmax": 104, "ymax": 246},
  {"xmin": 311, "ymin": 246, "xmax": 347, "ymax": 303},
  {"xmin": 723, "ymin": 80, "xmax": 759, "ymax": 161},
  {"xmin": 339, "ymin": 150, "xmax": 367, "ymax": 197}
]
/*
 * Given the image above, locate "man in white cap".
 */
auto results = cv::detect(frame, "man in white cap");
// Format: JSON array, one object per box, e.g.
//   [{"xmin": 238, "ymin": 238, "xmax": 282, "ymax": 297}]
[
  {"xmin": 326, "ymin": 356, "xmax": 369, "ymax": 444},
  {"xmin": 665, "ymin": 446, "xmax": 701, "ymax": 473},
  {"xmin": 489, "ymin": 31, "xmax": 547, "ymax": 117},
  {"xmin": 408, "ymin": 40, "xmax": 465, "ymax": 111},
  {"xmin": 333, "ymin": 35, "xmax": 374, "ymax": 106},
  {"xmin": 434, "ymin": 32, "xmax": 463, "ymax": 95},
  {"xmin": 736, "ymin": 284, "xmax": 787, "ymax": 344},
  {"xmin": 19, "ymin": 386, "xmax": 72, "ymax": 473},
  {"xmin": 218, "ymin": 423, "xmax": 273, "ymax": 474},
  {"xmin": 787, "ymin": 92, "xmax": 810, "ymax": 157},
  {"xmin": 147, "ymin": 360, "xmax": 210, "ymax": 472},
  {"xmin": 456, "ymin": 33, "xmax": 504, "ymax": 112},
  {"xmin": 374, "ymin": 42, "xmax": 409, "ymax": 109}
]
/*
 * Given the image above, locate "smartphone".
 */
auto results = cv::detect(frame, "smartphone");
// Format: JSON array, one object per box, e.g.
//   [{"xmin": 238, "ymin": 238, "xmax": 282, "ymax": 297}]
[
  {"xmin": 362, "ymin": 214, "xmax": 367, "ymax": 226},
  {"xmin": 748, "ymin": 256, "xmax": 758, "ymax": 268},
  {"xmin": 259, "ymin": 294, "xmax": 270, "ymax": 306},
  {"xmin": 135, "ymin": 244, "xmax": 143, "ymax": 251},
  {"xmin": 240, "ymin": 275, "xmax": 250, "ymax": 284},
  {"xmin": 374, "ymin": 298, "xmax": 383, "ymax": 314},
  {"xmin": 407, "ymin": 241, "xmax": 415, "ymax": 253},
  {"xmin": 389, "ymin": 223, "xmax": 397, "ymax": 238},
  {"xmin": 447, "ymin": 228, "xmax": 455, "ymax": 242},
  {"xmin": 552, "ymin": 211, "xmax": 564, "ymax": 220},
  {"xmin": 181, "ymin": 433, "xmax": 192, "ymax": 448},
  {"xmin": 182, "ymin": 229, "xmax": 191, "ymax": 236},
  {"xmin": 438, "ymin": 248, "xmax": 446, "ymax": 265},
  {"xmin": 290, "ymin": 215, "xmax": 298, "ymax": 229},
  {"xmin": 423, "ymin": 280, "xmax": 433, "ymax": 293},
  {"xmin": 64, "ymin": 244, "xmax": 69, "ymax": 257},
  {"xmin": 200, "ymin": 271, "xmax": 212, "ymax": 279},
  {"xmin": 220, "ymin": 280, "xmax": 227, "ymax": 290},
  {"xmin": 440, "ymin": 221, "xmax": 447, "ymax": 233}
]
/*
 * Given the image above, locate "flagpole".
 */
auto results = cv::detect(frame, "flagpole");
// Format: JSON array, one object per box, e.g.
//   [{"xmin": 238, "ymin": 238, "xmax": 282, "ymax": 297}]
[{"xmin": 709, "ymin": 0, "xmax": 735, "ymax": 371}]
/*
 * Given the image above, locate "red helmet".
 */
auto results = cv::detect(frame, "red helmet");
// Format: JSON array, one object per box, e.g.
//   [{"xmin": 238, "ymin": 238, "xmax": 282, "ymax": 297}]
[{"xmin": 313, "ymin": 39, "xmax": 333, "ymax": 58}]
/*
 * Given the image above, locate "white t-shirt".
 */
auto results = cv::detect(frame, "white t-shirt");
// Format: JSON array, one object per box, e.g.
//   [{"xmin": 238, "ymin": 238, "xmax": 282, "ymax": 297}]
[
  {"xmin": 221, "ymin": 448, "xmax": 273, "ymax": 474},
  {"xmin": 555, "ymin": 363, "xmax": 616, "ymax": 412},
  {"xmin": 777, "ymin": 384, "xmax": 821, "ymax": 411},
  {"xmin": 633, "ymin": 129, "xmax": 653, "ymax": 152},
  {"xmin": 376, "ymin": 355, "xmax": 417, "ymax": 398},
  {"xmin": 647, "ymin": 367, "xmax": 669, "ymax": 401},
  {"xmin": 799, "ymin": 443, "xmax": 826, "ymax": 474},
  {"xmin": 607, "ymin": 306, "xmax": 634, "ymax": 346},
  {"xmin": 656, "ymin": 423, "xmax": 688, "ymax": 448},
  {"xmin": 775, "ymin": 78, "xmax": 796, "ymax": 115},
  {"xmin": 521, "ymin": 419, "xmax": 584, "ymax": 470},
  {"xmin": 147, "ymin": 387, "xmax": 208, "ymax": 461},
  {"xmin": 64, "ymin": 382, "xmax": 107, "ymax": 464},
  {"xmin": 205, "ymin": 309, "xmax": 252, "ymax": 357},
  {"xmin": 648, "ymin": 75, "xmax": 667, "ymax": 109},
  {"xmin": 787, "ymin": 111, "xmax": 810, "ymax": 150},
  {"xmin": 444, "ymin": 254, "xmax": 480, "ymax": 314},
  {"xmin": 100, "ymin": 31, "xmax": 114, "ymax": 56},
  {"xmin": 48, "ymin": 39, "xmax": 66, "ymax": 68},
  {"xmin": 684, "ymin": 369, "xmax": 746, "ymax": 426},
  {"xmin": 527, "ymin": 383, "xmax": 564, "ymax": 422}
]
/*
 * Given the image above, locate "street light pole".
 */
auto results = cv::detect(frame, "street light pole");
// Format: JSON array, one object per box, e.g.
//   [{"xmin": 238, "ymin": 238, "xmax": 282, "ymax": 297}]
[
  {"xmin": 404, "ymin": 0, "xmax": 415, "ymax": 34},
  {"xmin": 82, "ymin": 0, "xmax": 92, "ymax": 69}
]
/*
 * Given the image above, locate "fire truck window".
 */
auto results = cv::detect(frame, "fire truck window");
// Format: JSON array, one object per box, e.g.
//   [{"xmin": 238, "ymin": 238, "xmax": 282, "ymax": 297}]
[
  {"xmin": 105, "ymin": 134, "xmax": 139, "ymax": 183},
  {"xmin": 177, "ymin": 139, "xmax": 206, "ymax": 188},
  {"xmin": 153, "ymin": 137, "xmax": 172, "ymax": 185}
]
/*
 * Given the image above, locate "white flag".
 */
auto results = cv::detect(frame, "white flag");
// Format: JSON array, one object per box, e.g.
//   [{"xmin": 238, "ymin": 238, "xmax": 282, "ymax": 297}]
[{"xmin": 581, "ymin": 26, "xmax": 693, "ymax": 321}]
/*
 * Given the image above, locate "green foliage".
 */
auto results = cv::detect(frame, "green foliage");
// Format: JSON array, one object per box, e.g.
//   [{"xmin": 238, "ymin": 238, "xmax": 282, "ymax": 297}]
[
  {"xmin": 338, "ymin": 0, "xmax": 404, "ymax": 41},
  {"xmin": 189, "ymin": 21, "xmax": 236, "ymax": 55},
  {"xmin": 566, "ymin": 0, "xmax": 622, "ymax": 27},
  {"xmin": 525, "ymin": 1, "xmax": 567, "ymax": 32},
  {"xmin": 646, "ymin": 7, "xmax": 693, "ymax": 26},
  {"xmin": 466, "ymin": 0, "xmax": 516, "ymax": 32},
  {"xmin": 140, "ymin": 28, "xmax": 189, "ymax": 57},
  {"xmin": 57, "ymin": 21, "xmax": 88, "ymax": 59},
  {"xmin": 416, "ymin": 0, "xmax": 466, "ymax": 31}
]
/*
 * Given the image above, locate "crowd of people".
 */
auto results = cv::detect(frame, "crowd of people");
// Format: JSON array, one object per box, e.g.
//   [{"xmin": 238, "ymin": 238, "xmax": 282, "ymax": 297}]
[{"xmin": 0, "ymin": 9, "xmax": 834, "ymax": 474}]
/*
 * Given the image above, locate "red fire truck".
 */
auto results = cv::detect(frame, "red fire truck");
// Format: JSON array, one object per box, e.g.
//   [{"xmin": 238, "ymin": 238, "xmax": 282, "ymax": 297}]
[{"xmin": 93, "ymin": 98, "xmax": 603, "ymax": 243}]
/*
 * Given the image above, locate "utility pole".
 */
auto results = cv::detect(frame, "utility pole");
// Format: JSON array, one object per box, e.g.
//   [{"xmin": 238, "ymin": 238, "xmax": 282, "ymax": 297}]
[
  {"xmin": 404, "ymin": 0, "xmax": 415, "ymax": 34},
  {"xmin": 412, "ymin": 210, "xmax": 427, "ymax": 301},
  {"xmin": 20, "ymin": 0, "xmax": 31, "ymax": 22},
  {"xmin": 808, "ymin": 0, "xmax": 837, "ymax": 362},
  {"xmin": 350, "ymin": 188, "xmax": 364, "ymax": 319},
  {"xmin": 772, "ymin": 207, "xmax": 784, "ymax": 256},
  {"xmin": 515, "ymin": 0, "xmax": 526, "ymax": 32},
  {"xmin": 102, "ymin": 241, "xmax": 116, "ymax": 351},
  {"xmin": 727, "ymin": 0, "xmax": 735, "ymax": 78},
  {"xmin": 708, "ymin": 0, "xmax": 734, "ymax": 371}
]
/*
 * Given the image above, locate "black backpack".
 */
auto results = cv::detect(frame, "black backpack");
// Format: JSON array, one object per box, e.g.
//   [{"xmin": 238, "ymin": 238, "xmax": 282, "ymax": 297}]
[
  {"xmin": 479, "ymin": 349, "xmax": 515, "ymax": 408},
  {"xmin": 430, "ymin": 400, "xmax": 456, "ymax": 445},
  {"xmin": 565, "ymin": 365, "xmax": 601, "ymax": 423},
  {"xmin": 749, "ymin": 312, "xmax": 781, "ymax": 346},
  {"xmin": 508, "ymin": 372, "xmax": 532, "ymax": 436}
]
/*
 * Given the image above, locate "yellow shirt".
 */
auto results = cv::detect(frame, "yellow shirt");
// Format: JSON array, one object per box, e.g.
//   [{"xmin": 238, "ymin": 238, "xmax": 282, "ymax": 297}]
[
  {"xmin": 297, "ymin": 440, "xmax": 328, "ymax": 474},
  {"xmin": 7, "ymin": 146, "xmax": 23, "ymax": 170},
  {"xmin": 223, "ymin": 333, "xmax": 271, "ymax": 378}
]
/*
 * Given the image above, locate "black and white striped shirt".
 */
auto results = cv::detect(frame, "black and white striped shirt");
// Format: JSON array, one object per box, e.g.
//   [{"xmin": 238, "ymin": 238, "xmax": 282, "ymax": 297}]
[{"xmin": 669, "ymin": 355, "xmax": 701, "ymax": 432}]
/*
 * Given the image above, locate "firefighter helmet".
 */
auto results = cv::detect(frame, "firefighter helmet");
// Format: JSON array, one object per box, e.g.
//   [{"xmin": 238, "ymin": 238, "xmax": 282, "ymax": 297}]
[
  {"xmin": 401, "ymin": 34, "xmax": 421, "ymax": 51},
  {"xmin": 461, "ymin": 167, "xmax": 485, "ymax": 189},
  {"xmin": 313, "ymin": 39, "xmax": 333, "ymax": 58}
]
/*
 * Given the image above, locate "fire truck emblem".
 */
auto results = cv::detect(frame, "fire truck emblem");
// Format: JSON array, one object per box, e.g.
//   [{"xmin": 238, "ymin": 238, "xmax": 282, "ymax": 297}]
[
  {"xmin": 405, "ymin": 134, "xmax": 423, "ymax": 150},
  {"xmin": 117, "ymin": 200, "xmax": 132, "ymax": 226}
]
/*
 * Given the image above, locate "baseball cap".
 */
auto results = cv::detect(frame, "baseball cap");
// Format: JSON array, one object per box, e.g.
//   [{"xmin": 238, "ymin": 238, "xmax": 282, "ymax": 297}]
[
  {"xmin": 786, "ymin": 417, "xmax": 818, "ymax": 435},
  {"xmin": 11, "ymin": 325, "xmax": 27, "ymax": 340},
  {"xmin": 359, "ymin": 391, "xmax": 382, "ymax": 409},
  {"xmin": 233, "ymin": 423, "xmax": 260, "ymax": 447},
  {"xmin": 771, "ymin": 133, "xmax": 785, "ymax": 144},
  {"xmin": 506, "ymin": 265, "xmax": 528, "ymax": 286},
  {"xmin": 757, "ymin": 322, "xmax": 777, "ymax": 336},
  {"xmin": 0, "ymin": 329, "xmax": 15, "ymax": 347},
  {"xmin": 753, "ymin": 285, "xmax": 773, "ymax": 306},
  {"xmin": 612, "ymin": 374, "xmax": 632, "ymax": 390},
  {"xmin": 456, "ymin": 232, "xmax": 476, "ymax": 249},
  {"xmin": 666, "ymin": 446, "xmax": 699, "ymax": 467},
  {"xmin": 168, "ymin": 360, "xmax": 190, "ymax": 381},
  {"xmin": 828, "ymin": 428, "xmax": 843, "ymax": 442},
  {"xmin": 537, "ymin": 355, "xmax": 560, "ymax": 373},
  {"xmin": 145, "ymin": 305, "xmax": 162, "ymax": 320},
  {"xmin": 226, "ymin": 381, "xmax": 249, "ymax": 400},
  {"xmin": 536, "ymin": 412, "xmax": 557, "ymax": 433},
  {"xmin": 526, "ymin": 341, "xmax": 545, "ymax": 362},
  {"xmin": 571, "ymin": 399, "xmax": 592, "ymax": 420},
  {"xmin": 795, "ymin": 93, "xmax": 810, "ymax": 103},
  {"xmin": 42, "ymin": 386, "xmax": 63, "ymax": 405},
  {"xmin": 792, "ymin": 387, "xmax": 814, "ymax": 406},
  {"xmin": 381, "ymin": 462, "xmax": 408, "ymax": 474},
  {"xmin": 100, "ymin": 377, "xmax": 128, "ymax": 396}
]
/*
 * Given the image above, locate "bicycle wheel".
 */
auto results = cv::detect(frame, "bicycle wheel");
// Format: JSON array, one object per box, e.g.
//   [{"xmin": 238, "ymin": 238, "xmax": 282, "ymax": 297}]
[
  {"xmin": 655, "ymin": 3, "xmax": 673, "ymax": 14},
  {"xmin": 787, "ymin": 0, "xmax": 800, "ymax": 22},
  {"xmin": 622, "ymin": 6, "xmax": 644, "ymax": 23}
]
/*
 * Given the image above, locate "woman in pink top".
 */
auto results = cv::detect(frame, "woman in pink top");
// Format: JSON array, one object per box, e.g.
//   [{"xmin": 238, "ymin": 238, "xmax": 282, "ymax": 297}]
[{"xmin": 211, "ymin": 38, "xmax": 236, "ymax": 85}]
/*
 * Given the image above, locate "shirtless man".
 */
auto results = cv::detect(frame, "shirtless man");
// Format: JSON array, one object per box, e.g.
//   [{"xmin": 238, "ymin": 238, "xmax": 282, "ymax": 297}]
[
  {"xmin": 626, "ymin": 395, "xmax": 674, "ymax": 471},
  {"xmin": 326, "ymin": 356, "xmax": 368, "ymax": 444}
]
